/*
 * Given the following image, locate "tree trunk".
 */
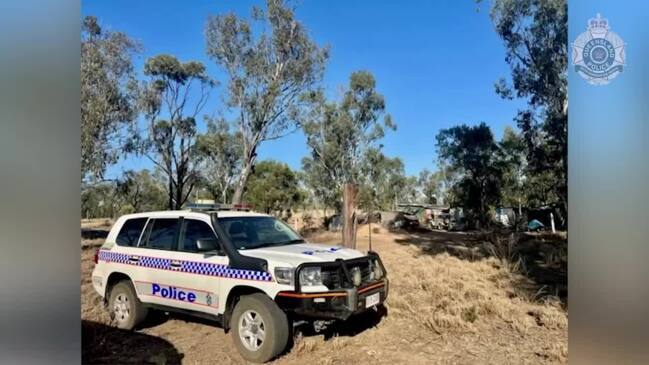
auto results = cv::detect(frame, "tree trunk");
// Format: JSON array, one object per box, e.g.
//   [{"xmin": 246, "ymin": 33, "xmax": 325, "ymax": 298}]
[
  {"xmin": 167, "ymin": 177, "xmax": 174, "ymax": 210},
  {"xmin": 342, "ymin": 183, "xmax": 358, "ymax": 249},
  {"xmin": 174, "ymin": 179, "xmax": 183, "ymax": 210},
  {"xmin": 368, "ymin": 215, "xmax": 372, "ymax": 252},
  {"xmin": 232, "ymin": 152, "xmax": 255, "ymax": 205},
  {"xmin": 231, "ymin": 166, "xmax": 249, "ymax": 205}
]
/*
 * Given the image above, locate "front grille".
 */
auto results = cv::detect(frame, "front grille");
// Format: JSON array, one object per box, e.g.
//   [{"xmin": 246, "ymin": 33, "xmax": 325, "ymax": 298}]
[
  {"xmin": 319, "ymin": 258, "xmax": 376, "ymax": 289},
  {"xmin": 321, "ymin": 267, "xmax": 342, "ymax": 289},
  {"xmin": 349, "ymin": 261, "xmax": 372, "ymax": 283}
]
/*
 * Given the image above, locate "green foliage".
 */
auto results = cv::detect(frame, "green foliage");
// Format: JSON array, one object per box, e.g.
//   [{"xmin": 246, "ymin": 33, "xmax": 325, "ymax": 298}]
[
  {"xmin": 498, "ymin": 126, "xmax": 527, "ymax": 209},
  {"xmin": 115, "ymin": 169, "xmax": 167, "ymax": 213},
  {"xmin": 205, "ymin": 0, "xmax": 328, "ymax": 204},
  {"xmin": 490, "ymin": 0, "xmax": 567, "ymax": 219},
  {"xmin": 243, "ymin": 160, "xmax": 303, "ymax": 214},
  {"xmin": 134, "ymin": 54, "xmax": 216, "ymax": 210},
  {"xmin": 302, "ymin": 71, "xmax": 395, "ymax": 212},
  {"xmin": 301, "ymin": 156, "xmax": 340, "ymax": 212},
  {"xmin": 81, "ymin": 16, "xmax": 140, "ymax": 180},
  {"xmin": 418, "ymin": 169, "xmax": 442, "ymax": 205},
  {"xmin": 401, "ymin": 176, "xmax": 420, "ymax": 205},
  {"xmin": 81, "ymin": 170, "xmax": 166, "ymax": 218},
  {"xmin": 81, "ymin": 182, "xmax": 119, "ymax": 219},
  {"xmin": 436, "ymin": 123, "xmax": 503, "ymax": 225},
  {"xmin": 196, "ymin": 118, "xmax": 243, "ymax": 203},
  {"xmin": 358, "ymin": 148, "xmax": 409, "ymax": 211}
]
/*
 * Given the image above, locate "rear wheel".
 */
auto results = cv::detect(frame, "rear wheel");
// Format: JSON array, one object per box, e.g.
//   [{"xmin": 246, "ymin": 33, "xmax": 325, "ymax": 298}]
[
  {"xmin": 231, "ymin": 293, "xmax": 289, "ymax": 363},
  {"xmin": 108, "ymin": 281, "xmax": 148, "ymax": 330}
]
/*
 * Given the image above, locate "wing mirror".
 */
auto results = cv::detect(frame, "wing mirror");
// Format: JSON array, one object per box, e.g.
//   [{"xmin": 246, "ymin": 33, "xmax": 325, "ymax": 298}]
[{"xmin": 196, "ymin": 239, "xmax": 224, "ymax": 255}]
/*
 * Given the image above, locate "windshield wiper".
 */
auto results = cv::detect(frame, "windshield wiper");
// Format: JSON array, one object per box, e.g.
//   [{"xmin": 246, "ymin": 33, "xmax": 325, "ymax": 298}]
[{"xmin": 281, "ymin": 238, "xmax": 305, "ymax": 245}]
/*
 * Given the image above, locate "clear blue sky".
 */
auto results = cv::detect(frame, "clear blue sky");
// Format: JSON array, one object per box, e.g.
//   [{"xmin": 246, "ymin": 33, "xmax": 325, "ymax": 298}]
[{"xmin": 82, "ymin": 0, "xmax": 526, "ymax": 179}]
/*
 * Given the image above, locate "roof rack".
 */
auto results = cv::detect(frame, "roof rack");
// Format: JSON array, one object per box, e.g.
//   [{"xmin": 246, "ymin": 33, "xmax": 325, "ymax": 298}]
[{"xmin": 183, "ymin": 202, "xmax": 253, "ymax": 212}]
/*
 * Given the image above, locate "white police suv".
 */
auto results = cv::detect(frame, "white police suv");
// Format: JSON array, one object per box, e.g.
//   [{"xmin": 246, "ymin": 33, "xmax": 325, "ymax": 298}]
[{"xmin": 91, "ymin": 206, "xmax": 389, "ymax": 363}]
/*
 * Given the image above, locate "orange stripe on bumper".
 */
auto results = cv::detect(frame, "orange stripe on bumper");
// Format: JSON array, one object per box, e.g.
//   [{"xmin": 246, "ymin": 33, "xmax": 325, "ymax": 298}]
[
  {"xmin": 358, "ymin": 281, "xmax": 385, "ymax": 294},
  {"xmin": 276, "ymin": 281, "xmax": 386, "ymax": 299},
  {"xmin": 276, "ymin": 291, "xmax": 347, "ymax": 298}
]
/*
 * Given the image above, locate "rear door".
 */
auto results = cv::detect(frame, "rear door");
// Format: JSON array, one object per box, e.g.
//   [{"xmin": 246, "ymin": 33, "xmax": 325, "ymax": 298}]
[
  {"xmin": 135, "ymin": 217, "xmax": 224, "ymax": 315},
  {"xmin": 96, "ymin": 217, "xmax": 150, "ymax": 297}
]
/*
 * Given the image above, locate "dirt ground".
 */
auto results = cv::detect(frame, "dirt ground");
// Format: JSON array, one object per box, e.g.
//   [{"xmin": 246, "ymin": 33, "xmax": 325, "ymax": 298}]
[{"xmin": 81, "ymin": 220, "xmax": 567, "ymax": 364}]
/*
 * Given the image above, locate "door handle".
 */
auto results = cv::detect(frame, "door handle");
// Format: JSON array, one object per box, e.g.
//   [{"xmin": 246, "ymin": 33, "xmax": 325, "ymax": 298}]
[
  {"xmin": 128, "ymin": 256, "xmax": 140, "ymax": 263},
  {"xmin": 170, "ymin": 260, "xmax": 182, "ymax": 269}
]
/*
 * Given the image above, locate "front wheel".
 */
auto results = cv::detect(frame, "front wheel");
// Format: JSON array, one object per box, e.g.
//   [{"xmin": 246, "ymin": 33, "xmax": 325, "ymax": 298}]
[{"xmin": 231, "ymin": 293, "xmax": 289, "ymax": 363}]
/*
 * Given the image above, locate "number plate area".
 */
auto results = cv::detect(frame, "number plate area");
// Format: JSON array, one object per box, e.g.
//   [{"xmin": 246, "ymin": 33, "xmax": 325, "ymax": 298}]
[{"xmin": 365, "ymin": 292, "xmax": 380, "ymax": 308}]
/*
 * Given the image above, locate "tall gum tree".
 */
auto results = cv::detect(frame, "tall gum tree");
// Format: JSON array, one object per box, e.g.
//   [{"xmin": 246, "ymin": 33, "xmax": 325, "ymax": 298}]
[
  {"xmin": 489, "ymin": 0, "xmax": 567, "ymax": 223},
  {"xmin": 204, "ymin": 0, "xmax": 328, "ymax": 204},
  {"xmin": 135, "ymin": 55, "xmax": 216, "ymax": 210},
  {"xmin": 81, "ymin": 16, "xmax": 140, "ymax": 181},
  {"xmin": 196, "ymin": 118, "xmax": 242, "ymax": 204},
  {"xmin": 302, "ymin": 71, "xmax": 395, "ymax": 247}
]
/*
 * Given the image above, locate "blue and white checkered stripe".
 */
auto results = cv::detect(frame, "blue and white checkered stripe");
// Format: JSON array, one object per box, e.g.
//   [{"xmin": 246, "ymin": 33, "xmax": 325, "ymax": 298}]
[
  {"xmin": 98, "ymin": 250, "xmax": 272, "ymax": 282},
  {"xmin": 98, "ymin": 251, "xmax": 129, "ymax": 264},
  {"xmin": 180, "ymin": 261, "xmax": 272, "ymax": 281}
]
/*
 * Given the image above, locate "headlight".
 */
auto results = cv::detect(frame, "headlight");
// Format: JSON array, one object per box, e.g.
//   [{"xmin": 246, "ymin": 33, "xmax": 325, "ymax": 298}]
[
  {"xmin": 372, "ymin": 260, "xmax": 384, "ymax": 279},
  {"xmin": 299, "ymin": 267, "xmax": 322, "ymax": 286},
  {"xmin": 274, "ymin": 267, "xmax": 294, "ymax": 285}
]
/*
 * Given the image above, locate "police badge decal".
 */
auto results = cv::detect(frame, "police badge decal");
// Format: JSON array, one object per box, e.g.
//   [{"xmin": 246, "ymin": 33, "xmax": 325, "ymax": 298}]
[{"xmin": 572, "ymin": 14, "xmax": 626, "ymax": 85}]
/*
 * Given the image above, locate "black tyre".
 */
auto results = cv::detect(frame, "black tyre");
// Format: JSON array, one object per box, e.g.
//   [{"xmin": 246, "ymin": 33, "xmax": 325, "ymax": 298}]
[
  {"xmin": 108, "ymin": 281, "xmax": 148, "ymax": 330},
  {"xmin": 230, "ymin": 293, "xmax": 289, "ymax": 363}
]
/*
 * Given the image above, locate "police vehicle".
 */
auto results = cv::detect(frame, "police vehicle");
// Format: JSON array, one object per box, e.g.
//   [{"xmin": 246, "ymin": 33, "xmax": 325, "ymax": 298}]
[{"xmin": 91, "ymin": 204, "xmax": 389, "ymax": 363}]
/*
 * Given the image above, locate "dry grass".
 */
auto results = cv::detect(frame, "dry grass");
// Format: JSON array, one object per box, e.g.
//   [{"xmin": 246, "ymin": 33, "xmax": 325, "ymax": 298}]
[
  {"xmin": 380, "ymin": 246, "xmax": 566, "ymax": 337},
  {"xmin": 81, "ymin": 219, "xmax": 567, "ymax": 364},
  {"xmin": 81, "ymin": 218, "xmax": 113, "ymax": 230}
]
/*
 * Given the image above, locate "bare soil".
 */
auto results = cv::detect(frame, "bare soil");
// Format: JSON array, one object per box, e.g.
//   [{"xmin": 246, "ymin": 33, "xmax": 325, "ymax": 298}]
[{"xmin": 81, "ymin": 220, "xmax": 567, "ymax": 364}]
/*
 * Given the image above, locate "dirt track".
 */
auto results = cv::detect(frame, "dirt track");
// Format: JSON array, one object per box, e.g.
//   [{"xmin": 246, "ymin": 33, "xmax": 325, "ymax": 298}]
[{"xmin": 81, "ymin": 221, "xmax": 567, "ymax": 364}]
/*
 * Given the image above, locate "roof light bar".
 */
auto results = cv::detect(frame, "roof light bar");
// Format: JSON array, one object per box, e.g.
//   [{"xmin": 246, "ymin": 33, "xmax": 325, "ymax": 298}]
[{"xmin": 183, "ymin": 202, "xmax": 254, "ymax": 212}]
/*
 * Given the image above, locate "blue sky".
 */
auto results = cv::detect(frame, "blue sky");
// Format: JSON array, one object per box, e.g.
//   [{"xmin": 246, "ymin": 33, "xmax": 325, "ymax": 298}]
[{"xmin": 82, "ymin": 0, "xmax": 526, "ymax": 179}]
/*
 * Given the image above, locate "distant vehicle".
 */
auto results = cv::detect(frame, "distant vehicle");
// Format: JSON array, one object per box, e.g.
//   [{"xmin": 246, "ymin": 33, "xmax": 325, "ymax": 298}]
[
  {"xmin": 91, "ymin": 206, "xmax": 388, "ymax": 363},
  {"xmin": 392, "ymin": 207, "xmax": 420, "ymax": 229},
  {"xmin": 428, "ymin": 207, "xmax": 451, "ymax": 230},
  {"xmin": 396, "ymin": 204, "xmax": 466, "ymax": 231}
]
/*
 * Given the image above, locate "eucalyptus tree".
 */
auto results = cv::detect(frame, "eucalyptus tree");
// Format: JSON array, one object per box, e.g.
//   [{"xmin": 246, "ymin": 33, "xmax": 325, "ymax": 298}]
[
  {"xmin": 418, "ymin": 169, "xmax": 442, "ymax": 205},
  {"xmin": 301, "ymin": 155, "xmax": 340, "ymax": 213},
  {"xmin": 359, "ymin": 148, "xmax": 408, "ymax": 211},
  {"xmin": 81, "ymin": 15, "xmax": 140, "ymax": 180},
  {"xmin": 436, "ymin": 122, "xmax": 503, "ymax": 226},
  {"xmin": 204, "ymin": 0, "xmax": 328, "ymax": 204},
  {"xmin": 196, "ymin": 118, "xmax": 242, "ymax": 204},
  {"xmin": 136, "ymin": 55, "xmax": 216, "ymax": 210},
  {"xmin": 302, "ymin": 71, "xmax": 395, "ymax": 196},
  {"xmin": 302, "ymin": 71, "xmax": 394, "ymax": 247},
  {"xmin": 498, "ymin": 126, "xmax": 528, "ymax": 212},
  {"xmin": 115, "ymin": 169, "xmax": 167, "ymax": 213},
  {"xmin": 489, "ymin": 0, "xmax": 567, "ymax": 218},
  {"xmin": 243, "ymin": 160, "xmax": 303, "ymax": 215}
]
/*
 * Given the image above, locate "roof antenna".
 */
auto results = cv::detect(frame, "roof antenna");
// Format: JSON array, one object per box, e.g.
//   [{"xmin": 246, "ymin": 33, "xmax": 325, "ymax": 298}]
[
  {"xmin": 368, "ymin": 217, "xmax": 372, "ymax": 252},
  {"xmin": 368, "ymin": 206, "xmax": 373, "ymax": 253}
]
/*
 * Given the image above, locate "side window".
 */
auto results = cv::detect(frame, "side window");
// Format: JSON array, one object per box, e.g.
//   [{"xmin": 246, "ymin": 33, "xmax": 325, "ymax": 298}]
[
  {"xmin": 181, "ymin": 220, "xmax": 217, "ymax": 252},
  {"xmin": 115, "ymin": 218, "xmax": 148, "ymax": 246},
  {"xmin": 142, "ymin": 219, "xmax": 179, "ymax": 250}
]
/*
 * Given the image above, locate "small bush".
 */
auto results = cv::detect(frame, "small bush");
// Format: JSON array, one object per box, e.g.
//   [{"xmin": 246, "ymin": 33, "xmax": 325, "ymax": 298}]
[{"xmin": 462, "ymin": 306, "xmax": 478, "ymax": 323}]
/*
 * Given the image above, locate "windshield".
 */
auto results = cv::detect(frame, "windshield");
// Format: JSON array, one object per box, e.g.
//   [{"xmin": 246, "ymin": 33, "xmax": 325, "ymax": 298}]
[{"xmin": 217, "ymin": 216, "xmax": 304, "ymax": 250}]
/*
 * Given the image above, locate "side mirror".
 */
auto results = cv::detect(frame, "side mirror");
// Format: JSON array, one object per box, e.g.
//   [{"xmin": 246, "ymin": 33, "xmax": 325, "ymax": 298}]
[{"xmin": 196, "ymin": 239, "xmax": 224, "ymax": 255}]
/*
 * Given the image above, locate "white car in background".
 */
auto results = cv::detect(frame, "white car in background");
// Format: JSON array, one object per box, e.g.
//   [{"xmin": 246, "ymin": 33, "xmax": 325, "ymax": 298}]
[{"xmin": 91, "ymin": 206, "xmax": 389, "ymax": 363}]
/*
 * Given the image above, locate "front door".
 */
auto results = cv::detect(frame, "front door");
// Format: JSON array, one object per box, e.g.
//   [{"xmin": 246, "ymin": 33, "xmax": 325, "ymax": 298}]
[{"xmin": 135, "ymin": 217, "xmax": 226, "ymax": 315}]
